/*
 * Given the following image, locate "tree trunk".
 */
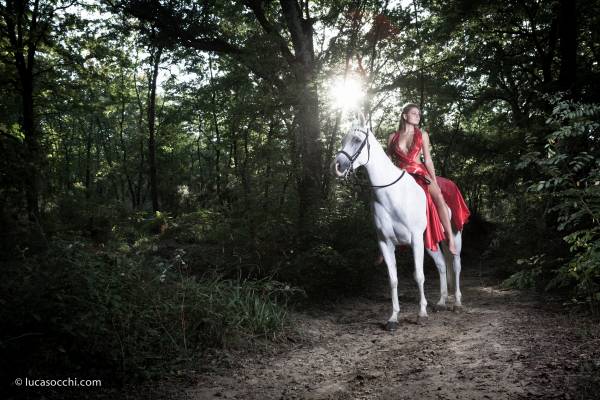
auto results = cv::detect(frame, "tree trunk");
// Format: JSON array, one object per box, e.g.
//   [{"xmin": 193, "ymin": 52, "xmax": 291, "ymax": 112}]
[
  {"xmin": 137, "ymin": 136, "xmax": 144, "ymax": 208},
  {"xmin": 296, "ymin": 81, "xmax": 323, "ymax": 230},
  {"xmin": 62, "ymin": 120, "xmax": 73, "ymax": 191},
  {"xmin": 22, "ymin": 72, "xmax": 40, "ymax": 219},
  {"xmin": 4, "ymin": 0, "xmax": 44, "ymax": 221},
  {"xmin": 117, "ymin": 82, "xmax": 137, "ymax": 208},
  {"xmin": 280, "ymin": 0, "xmax": 323, "ymax": 235},
  {"xmin": 208, "ymin": 56, "xmax": 222, "ymax": 201},
  {"xmin": 242, "ymin": 125, "xmax": 251, "ymax": 206},
  {"xmin": 84, "ymin": 119, "xmax": 93, "ymax": 199},
  {"xmin": 147, "ymin": 45, "xmax": 162, "ymax": 212},
  {"xmin": 263, "ymin": 120, "xmax": 275, "ymax": 204}
]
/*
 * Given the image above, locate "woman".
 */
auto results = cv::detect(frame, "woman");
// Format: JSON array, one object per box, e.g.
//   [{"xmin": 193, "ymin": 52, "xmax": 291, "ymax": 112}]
[{"xmin": 386, "ymin": 103, "xmax": 469, "ymax": 255}]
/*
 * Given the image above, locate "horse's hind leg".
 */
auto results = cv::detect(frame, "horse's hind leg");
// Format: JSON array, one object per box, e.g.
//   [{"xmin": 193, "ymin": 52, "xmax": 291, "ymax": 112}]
[
  {"xmin": 380, "ymin": 240, "xmax": 399, "ymax": 327},
  {"xmin": 427, "ymin": 248, "xmax": 448, "ymax": 308},
  {"xmin": 412, "ymin": 236, "xmax": 428, "ymax": 318}
]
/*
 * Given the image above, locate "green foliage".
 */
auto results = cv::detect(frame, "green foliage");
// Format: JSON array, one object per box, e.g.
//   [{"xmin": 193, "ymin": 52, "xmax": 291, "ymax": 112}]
[
  {"xmin": 283, "ymin": 241, "xmax": 372, "ymax": 299},
  {"xmin": 3, "ymin": 0, "xmax": 600, "ymax": 391},
  {"xmin": 1, "ymin": 197, "xmax": 378, "ymax": 385},
  {"xmin": 502, "ymin": 255, "xmax": 545, "ymax": 290},
  {"xmin": 502, "ymin": 269, "xmax": 540, "ymax": 290},
  {"xmin": 554, "ymin": 229, "xmax": 600, "ymax": 313},
  {"xmin": 160, "ymin": 204, "xmax": 379, "ymax": 301},
  {"xmin": 516, "ymin": 97, "xmax": 600, "ymax": 312},
  {"xmin": 0, "ymin": 233, "xmax": 291, "ymax": 382}
]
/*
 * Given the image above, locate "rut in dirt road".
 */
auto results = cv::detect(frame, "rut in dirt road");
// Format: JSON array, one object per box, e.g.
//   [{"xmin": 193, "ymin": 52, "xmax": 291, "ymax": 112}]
[{"xmin": 186, "ymin": 271, "xmax": 600, "ymax": 400}]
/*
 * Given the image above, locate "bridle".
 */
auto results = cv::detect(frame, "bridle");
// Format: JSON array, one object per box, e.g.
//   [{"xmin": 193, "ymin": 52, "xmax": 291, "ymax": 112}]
[
  {"xmin": 335, "ymin": 127, "xmax": 371, "ymax": 174},
  {"xmin": 335, "ymin": 127, "xmax": 406, "ymax": 189}
]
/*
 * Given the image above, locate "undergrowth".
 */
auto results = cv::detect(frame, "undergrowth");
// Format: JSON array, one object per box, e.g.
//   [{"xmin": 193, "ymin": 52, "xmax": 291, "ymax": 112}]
[
  {"xmin": 0, "ymin": 229, "xmax": 292, "ymax": 389},
  {"xmin": 1, "ymin": 199, "xmax": 378, "ymax": 393}
]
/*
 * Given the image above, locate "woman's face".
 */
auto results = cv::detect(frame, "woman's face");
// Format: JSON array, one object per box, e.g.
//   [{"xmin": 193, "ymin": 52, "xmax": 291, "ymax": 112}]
[{"xmin": 403, "ymin": 108, "xmax": 421, "ymax": 126}]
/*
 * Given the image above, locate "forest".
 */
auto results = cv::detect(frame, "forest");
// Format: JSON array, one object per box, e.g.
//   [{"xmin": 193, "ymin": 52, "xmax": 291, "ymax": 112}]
[{"xmin": 1, "ymin": 0, "xmax": 599, "ymax": 399}]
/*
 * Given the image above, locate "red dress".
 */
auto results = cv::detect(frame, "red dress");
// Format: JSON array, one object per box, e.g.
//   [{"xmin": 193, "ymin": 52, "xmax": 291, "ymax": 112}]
[
  {"xmin": 389, "ymin": 128, "xmax": 470, "ymax": 251},
  {"xmin": 437, "ymin": 177, "xmax": 470, "ymax": 232}
]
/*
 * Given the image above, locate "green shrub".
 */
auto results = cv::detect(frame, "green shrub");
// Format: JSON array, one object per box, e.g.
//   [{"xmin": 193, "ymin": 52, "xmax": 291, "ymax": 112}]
[
  {"xmin": 550, "ymin": 229, "xmax": 600, "ymax": 313},
  {"xmin": 516, "ymin": 96, "xmax": 600, "ymax": 312},
  {"xmin": 0, "ymin": 236, "xmax": 291, "ymax": 383},
  {"xmin": 501, "ymin": 256, "xmax": 544, "ymax": 290}
]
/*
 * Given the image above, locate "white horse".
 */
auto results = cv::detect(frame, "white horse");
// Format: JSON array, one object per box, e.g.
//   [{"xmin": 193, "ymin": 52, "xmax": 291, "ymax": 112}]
[{"xmin": 331, "ymin": 118, "xmax": 463, "ymax": 330}]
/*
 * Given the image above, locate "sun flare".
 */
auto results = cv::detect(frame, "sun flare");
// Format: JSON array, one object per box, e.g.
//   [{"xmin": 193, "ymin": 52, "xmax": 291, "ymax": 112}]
[{"xmin": 328, "ymin": 76, "xmax": 365, "ymax": 110}]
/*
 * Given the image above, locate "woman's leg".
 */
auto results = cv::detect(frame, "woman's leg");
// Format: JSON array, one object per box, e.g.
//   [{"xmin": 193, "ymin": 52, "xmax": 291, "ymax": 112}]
[{"xmin": 429, "ymin": 180, "xmax": 457, "ymax": 254}]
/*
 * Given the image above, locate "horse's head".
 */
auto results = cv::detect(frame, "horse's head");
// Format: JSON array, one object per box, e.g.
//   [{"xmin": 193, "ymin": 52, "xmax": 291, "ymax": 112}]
[{"xmin": 331, "ymin": 116, "xmax": 371, "ymax": 178}]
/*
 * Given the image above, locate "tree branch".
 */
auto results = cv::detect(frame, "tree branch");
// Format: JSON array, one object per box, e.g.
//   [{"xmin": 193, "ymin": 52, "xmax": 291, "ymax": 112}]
[
  {"xmin": 280, "ymin": 0, "xmax": 310, "ymax": 63},
  {"xmin": 244, "ymin": 0, "xmax": 295, "ymax": 64},
  {"xmin": 116, "ymin": 0, "xmax": 242, "ymax": 54},
  {"xmin": 114, "ymin": 0, "xmax": 289, "ymax": 90}
]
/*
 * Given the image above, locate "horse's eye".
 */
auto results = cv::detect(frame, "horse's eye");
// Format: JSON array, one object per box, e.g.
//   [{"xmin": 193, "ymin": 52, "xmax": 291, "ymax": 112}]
[{"xmin": 353, "ymin": 137, "xmax": 361, "ymax": 144}]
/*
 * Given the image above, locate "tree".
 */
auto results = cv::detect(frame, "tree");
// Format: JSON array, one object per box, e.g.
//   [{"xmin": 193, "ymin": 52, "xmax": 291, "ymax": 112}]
[
  {"xmin": 0, "ymin": 0, "xmax": 54, "ymax": 220},
  {"xmin": 112, "ymin": 0, "xmax": 330, "ymax": 233},
  {"xmin": 147, "ymin": 39, "xmax": 162, "ymax": 212}
]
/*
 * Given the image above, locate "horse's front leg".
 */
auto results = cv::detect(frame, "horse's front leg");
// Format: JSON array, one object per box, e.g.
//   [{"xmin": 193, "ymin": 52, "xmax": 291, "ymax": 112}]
[
  {"xmin": 412, "ymin": 235, "xmax": 428, "ymax": 318},
  {"xmin": 453, "ymin": 255, "xmax": 463, "ymax": 307},
  {"xmin": 453, "ymin": 232, "xmax": 463, "ymax": 308},
  {"xmin": 380, "ymin": 240, "xmax": 399, "ymax": 330}
]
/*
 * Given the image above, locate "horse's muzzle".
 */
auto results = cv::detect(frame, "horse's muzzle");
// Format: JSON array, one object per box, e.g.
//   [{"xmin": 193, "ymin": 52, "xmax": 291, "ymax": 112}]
[{"xmin": 330, "ymin": 156, "xmax": 350, "ymax": 177}]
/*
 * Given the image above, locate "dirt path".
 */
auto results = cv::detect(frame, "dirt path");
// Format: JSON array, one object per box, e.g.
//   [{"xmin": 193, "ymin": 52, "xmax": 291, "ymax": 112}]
[{"xmin": 184, "ymin": 270, "xmax": 600, "ymax": 400}]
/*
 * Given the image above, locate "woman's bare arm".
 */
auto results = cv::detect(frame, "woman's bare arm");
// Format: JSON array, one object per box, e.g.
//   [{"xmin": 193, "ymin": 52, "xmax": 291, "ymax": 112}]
[{"xmin": 421, "ymin": 131, "xmax": 438, "ymax": 183}]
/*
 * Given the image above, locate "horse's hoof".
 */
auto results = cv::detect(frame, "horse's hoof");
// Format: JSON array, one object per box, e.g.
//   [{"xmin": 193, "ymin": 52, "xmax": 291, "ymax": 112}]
[
  {"xmin": 385, "ymin": 321, "xmax": 398, "ymax": 331},
  {"xmin": 416, "ymin": 314, "xmax": 428, "ymax": 324},
  {"xmin": 453, "ymin": 304, "xmax": 464, "ymax": 313}
]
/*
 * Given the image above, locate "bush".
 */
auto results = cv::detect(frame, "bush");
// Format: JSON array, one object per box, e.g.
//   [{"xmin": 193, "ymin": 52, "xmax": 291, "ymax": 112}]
[
  {"xmin": 0, "ymin": 235, "xmax": 291, "ymax": 386},
  {"xmin": 514, "ymin": 96, "xmax": 600, "ymax": 312},
  {"xmin": 157, "ymin": 207, "xmax": 379, "ymax": 300}
]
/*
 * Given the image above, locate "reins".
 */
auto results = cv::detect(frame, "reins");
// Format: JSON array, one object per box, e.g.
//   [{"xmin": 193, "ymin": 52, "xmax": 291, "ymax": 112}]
[{"xmin": 370, "ymin": 170, "xmax": 406, "ymax": 188}]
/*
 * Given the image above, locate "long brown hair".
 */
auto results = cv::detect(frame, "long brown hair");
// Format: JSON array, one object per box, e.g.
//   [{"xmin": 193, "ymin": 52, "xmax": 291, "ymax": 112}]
[{"xmin": 398, "ymin": 103, "xmax": 420, "ymax": 133}]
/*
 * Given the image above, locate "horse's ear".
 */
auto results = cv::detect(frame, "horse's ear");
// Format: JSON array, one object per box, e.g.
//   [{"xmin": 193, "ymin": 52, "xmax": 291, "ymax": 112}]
[{"xmin": 358, "ymin": 112, "xmax": 366, "ymax": 126}]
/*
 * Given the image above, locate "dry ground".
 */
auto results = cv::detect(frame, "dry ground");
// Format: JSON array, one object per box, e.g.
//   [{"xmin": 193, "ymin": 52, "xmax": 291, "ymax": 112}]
[{"xmin": 176, "ymin": 267, "xmax": 599, "ymax": 400}]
